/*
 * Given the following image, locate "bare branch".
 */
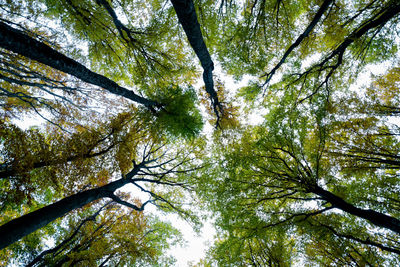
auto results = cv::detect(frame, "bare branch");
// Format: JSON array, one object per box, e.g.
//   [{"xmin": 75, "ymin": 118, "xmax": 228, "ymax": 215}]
[
  {"xmin": 108, "ymin": 193, "xmax": 151, "ymax": 211},
  {"xmin": 312, "ymin": 220, "xmax": 400, "ymax": 255},
  {"xmin": 262, "ymin": 0, "xmax": 334, "ymax": 86}
]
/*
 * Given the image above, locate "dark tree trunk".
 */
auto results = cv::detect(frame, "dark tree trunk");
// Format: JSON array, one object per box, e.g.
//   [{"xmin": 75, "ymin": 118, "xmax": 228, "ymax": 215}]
[
  {"xmin": 312, "ymin": 186, "xmax": 400, "ymax": 234},
  {"xmin": 0, "ymin": 164, "xmax": 141, "ymax": 250},
  {"xmin": 0, "ymin": 21, "xmax": 159, "ymax": 108},
  {"xmin": 170, "ymin": 0, "xmax": 222, "ymax": 122},
  {"xmin": 170, "ymin": 0, "xmax": 213, "ymax": 70}
]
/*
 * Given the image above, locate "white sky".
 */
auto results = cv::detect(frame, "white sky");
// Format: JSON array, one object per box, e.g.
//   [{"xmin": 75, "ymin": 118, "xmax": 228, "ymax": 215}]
[{"xmin": 166, "ymin": 214, "xmax": 216, "ymax": 266}]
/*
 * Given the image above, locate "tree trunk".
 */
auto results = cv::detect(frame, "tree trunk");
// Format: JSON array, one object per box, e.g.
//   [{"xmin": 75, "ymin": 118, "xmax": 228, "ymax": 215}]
[
  {"xmin": 0, "ymin": 164, "xmax": 141, "ymax": 249},
  {"xmin": 170, "ymin": 0, "xmax": 222, "ymax": 120},
  {"xmin": 312, "ymin": 186, "xmax": 400, "ymax": 234},
  {"xmin": 0, "ymin": 21, "xmax": 159, "ymax": 108}
]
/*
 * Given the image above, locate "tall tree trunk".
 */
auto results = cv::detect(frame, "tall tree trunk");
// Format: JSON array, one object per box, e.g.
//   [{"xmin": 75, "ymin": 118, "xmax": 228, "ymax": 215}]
[
  {"xmin": 170, "ymin": 0, "xmax": 222, "ymax": 122},
  {"xmin": 0, "ymin": 165, "xmax": 141, "ymax": 250},
  {"xmin": 312, "ymin": 186, "xmax": 400, "ymax": 234},
  {"xmin": 0, "ymin": 21, "xmax": 159, "ymax": 109}
]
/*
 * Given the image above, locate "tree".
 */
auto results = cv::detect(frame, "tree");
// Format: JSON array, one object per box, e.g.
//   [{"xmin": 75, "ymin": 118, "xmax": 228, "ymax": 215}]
[
  {"xmin": 0, "ymin": 0, "xmax": 208, "ymax": 261},
  {"xmin": 0, "ymin": 0, "xmax": 224, "ymax": 126},
  {"xmin": 197, "ymin": 67, "xmax": 400, "ymax": 264},
  {"xmin": 0, "ymin": 20, "xmax": 164, "ymax": 113},
  {"xmin": 215, "ymin": 0, "xmax": 400, "ymax": 102},
  {"xmin": 2, "ymin": 0, "xmax": 400, "ymax": 265},
  {"xmin": 0, "ymin": 133, "xmax": 203, "ymax": 249},
  {"xmin": 170, "ymin": 0, "xmax": 223, "ymax": 124},
  {"xmin": 20, "ymin": 200, "xmax": 181, "ymax": 267}
]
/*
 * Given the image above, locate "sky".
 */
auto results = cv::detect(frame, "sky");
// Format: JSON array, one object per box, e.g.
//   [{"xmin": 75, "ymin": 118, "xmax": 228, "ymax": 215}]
[{"xmin": 167, "ymin": 214, "xmax": 216, "ymax": 266}]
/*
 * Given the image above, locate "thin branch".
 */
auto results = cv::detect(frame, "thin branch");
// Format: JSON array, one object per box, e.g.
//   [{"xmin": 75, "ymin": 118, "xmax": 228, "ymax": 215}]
[
  {"xmin": 262, "ymin": 0, "xmax": 334, "ymax": 86},
  {"xmin": 295, "ymin": 2, "xmax": 400, "ymax": 102},
  {"xmin": 108, "ymin": 193, "xmax": 151, "ymax": 211},
  {"xmin": 26, "ymin": 201, "xmax": 112, "ymax": 267},
  {"xmin": 314, "ymin": 221, "xmax": 400, "ymax": 255},
  {"xmin": 260, "ymin": 207, "xmax": 333, "ymax": 229}
]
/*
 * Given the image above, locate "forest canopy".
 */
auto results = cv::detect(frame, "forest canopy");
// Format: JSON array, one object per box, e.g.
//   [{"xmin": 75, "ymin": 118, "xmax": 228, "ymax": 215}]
[{"xmin": 0, "ymin": 0, "xmax": 399, "ymax": 265}]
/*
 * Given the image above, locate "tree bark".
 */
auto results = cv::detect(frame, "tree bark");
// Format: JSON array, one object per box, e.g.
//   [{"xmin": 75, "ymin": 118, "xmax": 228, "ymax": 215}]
[
  {"xmin": 0, "ymin": 164, "xmax": 141, "ymax": 250},
  {"xmin": 0, "ymin": 21, "xmax": 159, "ymax": 108},
  {"xmin": 312, "ymin": 186, "xmax": 400, "ymax": 234},
  {"xmin": 170, "ymin": 0, "xmax": 222, "ymax": 122},
  {"xmin": 170, "ymin": 0, "xmax": 213, "ymax": 70}
]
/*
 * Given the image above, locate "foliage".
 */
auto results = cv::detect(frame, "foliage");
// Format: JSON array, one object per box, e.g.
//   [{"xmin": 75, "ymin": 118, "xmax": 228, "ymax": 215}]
[
  {"xmin": 141, "ymin": 85, "xmax": 204, "ymax": 139},
  {"xmin": 1, "ymin": 0, "xmax": 400, "ymax": 265},
  {"xmin": 1, "ymin": 199, "xmax": 181, "ymax": 266},
  {"xmin": 197, "ymin": 67, "xmax": 400, "ymax": 265}
]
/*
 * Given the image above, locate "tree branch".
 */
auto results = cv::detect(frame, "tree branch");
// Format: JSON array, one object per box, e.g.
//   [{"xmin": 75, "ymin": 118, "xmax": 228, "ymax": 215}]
[
  {"xmin": 312, "ymin": 185, "xmax": 400, "ymax": 234},
  {"xmin": 108, "ymin": 193, "xmax": 151, "ymax": 211},
  {"xmin": 0, "ymin": 21, "xmax": 161, "ymax": 109},
  {"xmin": 25, "ymin": 201, "xmax": 112, "ymax": 267},
  {"xmin": 295, "ymin": 1, "xmax": 400, "ymax": 102},
  {"xmin": 262, "ymin": 0, "xmax": 334, "ymax": 86},
  {"xmin": 313, "ymin": 221, "xmax": 400, "ymax": 255}
]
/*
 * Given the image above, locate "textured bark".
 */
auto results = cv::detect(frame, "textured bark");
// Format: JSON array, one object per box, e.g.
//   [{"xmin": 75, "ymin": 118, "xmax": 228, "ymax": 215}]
[
  {"xmin": 170, "ymin": 0, "xmax": 222, "ymax": 123},
  {"xmin": 0, "ymin": 21, "xmax": 159, "ymax": 108},
  {"xmin": 0, "ymin": 164, "xmax": 141, "ymax": 250},
  {"xmin": 312, "ymin": 186, "xmax": 400, "ymax": 234},
  {"xmin": 170, "ymin": 0, "xmax": 213, "ymax": 70}
]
